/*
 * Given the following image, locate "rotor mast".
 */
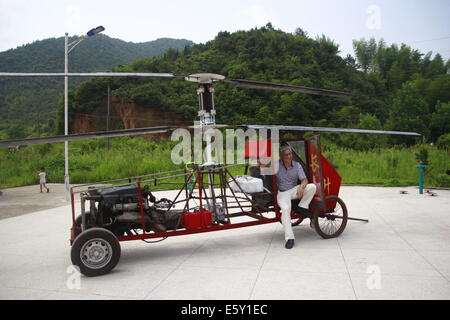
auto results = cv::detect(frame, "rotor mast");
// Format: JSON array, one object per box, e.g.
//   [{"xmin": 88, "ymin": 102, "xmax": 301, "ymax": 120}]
[
  {"xmin": 186, "ymin": 73, "xmax": 224, "ymax": 127},
  {"xmin": 186, "ymin": 73, "xmax": 225, "ymax": 165},
  {"xmin": 197, "ymin": 83, "xmax": 216, "ymax": 126},
  {"xmin": 185, "ymin": 74, "xmax": 225, "ymax": 215}
]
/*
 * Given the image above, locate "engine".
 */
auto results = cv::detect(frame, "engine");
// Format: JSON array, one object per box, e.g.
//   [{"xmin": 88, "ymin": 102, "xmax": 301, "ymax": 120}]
[{"xmin": 83, "ymin": 184, "xmax": 183, "ymax": 235}]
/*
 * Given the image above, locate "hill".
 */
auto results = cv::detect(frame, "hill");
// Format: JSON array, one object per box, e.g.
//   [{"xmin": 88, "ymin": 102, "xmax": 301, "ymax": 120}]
[
  {"xmin": 0, "ymin": 34, "xmax": 193, "ymax": 134},
  {"xmin": 66, "ymin": 24, "xmax": 449, "ymax": 148}
]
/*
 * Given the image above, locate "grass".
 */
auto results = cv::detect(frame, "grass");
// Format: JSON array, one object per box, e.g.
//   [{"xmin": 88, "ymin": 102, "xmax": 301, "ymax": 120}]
[
  {"xmin": 324, "ymin": 144, "xmax": 450, "ymax": 187},
  {"xmin": 0, "ymin": 137, "xmax": 449, "ymax": 189}
]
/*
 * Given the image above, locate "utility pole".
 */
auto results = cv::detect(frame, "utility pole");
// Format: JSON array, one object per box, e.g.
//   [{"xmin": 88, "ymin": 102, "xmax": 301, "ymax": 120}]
[{"xmin": 106, "ymin": 84, "xmax": 111, "ymax": 149}]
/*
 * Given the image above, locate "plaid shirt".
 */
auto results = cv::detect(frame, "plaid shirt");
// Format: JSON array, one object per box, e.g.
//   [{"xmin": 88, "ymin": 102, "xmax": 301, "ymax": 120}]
[{"xmin": 276, "ymin": 160, "xmax": 306, "ymax": 192}]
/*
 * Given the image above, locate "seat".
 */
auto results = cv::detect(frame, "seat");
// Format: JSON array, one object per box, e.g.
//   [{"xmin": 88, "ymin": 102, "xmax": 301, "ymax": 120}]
[
  {"xmin": 248, "ymin": 166, "xmax": 314, "ymax": 217},
  {"xmin": 249, "ymin": 166, "xmax": 274, "ymax": 208}
]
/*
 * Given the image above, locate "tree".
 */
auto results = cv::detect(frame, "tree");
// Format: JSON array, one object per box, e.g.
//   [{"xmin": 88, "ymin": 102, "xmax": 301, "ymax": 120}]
[
  {"xmin": 352, "ymin": 38, "xmax": 377, "ymax": 72},
  {"xmin": 425, "ymin": 54, "xmax": 446, "ymax": 78},
  {"xmin": 338, "ymin": 113, "xmax": 386, "ymax": 150},
  {"xmin": 430, "ymin": 101, "xmax": 450, "ymax": 141},
  {"xmin": 6, "ymin": 121, "xmax": 27, "ymax": 139},
  {"xmin": 294, "ymin": 27, "xmax": 308, "ymax": 38},
  {"xmin": 387, "ymin": 82, "xmax": 430, "ymax": 144},
  {"xmin": 425, "ymin": 75, "xmax": 450, "ymax": 111}
]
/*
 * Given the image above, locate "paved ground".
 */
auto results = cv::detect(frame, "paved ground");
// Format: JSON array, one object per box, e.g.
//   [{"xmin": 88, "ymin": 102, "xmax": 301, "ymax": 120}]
[
  {"xmin": 0, "ymin": 185, "xmax": 449, "ymax": 300},
  {"xmin": 0, "ymin": 184, "xmax": 69, "ymax": 220}
]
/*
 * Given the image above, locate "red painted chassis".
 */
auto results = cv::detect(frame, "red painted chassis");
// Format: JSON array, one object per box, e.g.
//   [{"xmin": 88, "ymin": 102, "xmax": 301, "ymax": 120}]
[{"xmin": 70, "ymin": 135, "xmax": 348, "ymax": 243}]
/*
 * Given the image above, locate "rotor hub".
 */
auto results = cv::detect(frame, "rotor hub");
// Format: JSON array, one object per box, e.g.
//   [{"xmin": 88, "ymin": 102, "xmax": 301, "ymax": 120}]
[{"xmin": 185, "ymin": 73, "xmax": 225, "ymax": 84}]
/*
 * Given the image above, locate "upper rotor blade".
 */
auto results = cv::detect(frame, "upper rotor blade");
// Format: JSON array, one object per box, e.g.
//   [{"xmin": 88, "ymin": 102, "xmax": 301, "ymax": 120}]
[
  {"xmin": 245, "ymin": 125, "xmax": 421, "ymax": 136},
  {"xmin": 0, "ymin": 72, "xmax": 176, "ymax": 78},
  {"xmin": 0, "ymin": 126, "xmax": 171, "ymax": 147},
  {"xmin": 225, "ymin": 78, "xmax": 360, "ymax": 99}
]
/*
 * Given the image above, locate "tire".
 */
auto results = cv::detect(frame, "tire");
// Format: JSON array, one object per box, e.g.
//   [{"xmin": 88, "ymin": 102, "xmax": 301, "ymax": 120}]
[
  {"xmin": 73, "ymin": 213, "xmax": 92, "ymax": 239},
  {"xmin": 314, "ymin": 196, "xmax": 348, "ymax": 239},
  {"xmin": 71, "ymin": 228, "xmax": 121, "ymax": 277}
]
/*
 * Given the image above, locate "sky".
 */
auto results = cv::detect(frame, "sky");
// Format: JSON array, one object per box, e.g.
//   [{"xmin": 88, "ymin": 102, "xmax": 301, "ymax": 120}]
[{"xmin": 0, "ymin": 0, "xmax": 449, "ymax": 60}]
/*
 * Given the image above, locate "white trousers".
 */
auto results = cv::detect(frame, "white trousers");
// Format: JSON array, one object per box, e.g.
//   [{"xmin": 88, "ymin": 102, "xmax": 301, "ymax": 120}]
[{"xmin": 277, "ymin": 184, "xmax": 317, "ymax": 241}]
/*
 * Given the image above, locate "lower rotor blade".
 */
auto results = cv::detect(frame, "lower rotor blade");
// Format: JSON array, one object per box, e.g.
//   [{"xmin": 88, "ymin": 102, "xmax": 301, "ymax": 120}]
[
  {"xmin": 244, "ymin": 125, "xmax": 421, "ymax": 136},
  {"xmin": 0, "ymin": 126, "xmax": 171, "ymax": 147},
  {"xmin": 0, "ymin": 72, "xmax": 176, "ymax": 78}
]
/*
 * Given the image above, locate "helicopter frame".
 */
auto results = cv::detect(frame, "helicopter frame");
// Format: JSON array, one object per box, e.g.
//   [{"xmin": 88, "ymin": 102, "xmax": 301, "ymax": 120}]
[{"xmin": 69, "ymin": 134, "xmax": 362, "ymax": 276}]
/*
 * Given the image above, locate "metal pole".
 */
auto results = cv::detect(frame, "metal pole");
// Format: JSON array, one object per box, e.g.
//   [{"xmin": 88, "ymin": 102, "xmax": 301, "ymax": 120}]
[
  {"xmin": 64, "ymin": 33, "xmax": 70, "ymax": 201},
  {"xmin": 106, "ymin": 84, "xmax": 110, "ymax": 149},
  {"xmin": 416, "ymin": 164, "xmax": 427, "ymax": 194}
]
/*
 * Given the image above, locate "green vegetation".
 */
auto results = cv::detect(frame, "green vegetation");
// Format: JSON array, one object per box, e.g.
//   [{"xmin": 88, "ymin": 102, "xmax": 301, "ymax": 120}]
[
  {"xmin": 0, "ymin": 137, "xmax": 448, "ymax": 189},
  {"xmin": 322, "ymin": 141, "xmax": 450, "ymax": 187},
  {"xmin": 1, "ymin": 25, "xmax": 449, "ymax": 189},
  {"xmin": 0, "ymin": 35, "xmax": 193, "ymax": 135},
  {"xmin": 60, "ymin": 25, "xmax": 449, "ymax": 148}
]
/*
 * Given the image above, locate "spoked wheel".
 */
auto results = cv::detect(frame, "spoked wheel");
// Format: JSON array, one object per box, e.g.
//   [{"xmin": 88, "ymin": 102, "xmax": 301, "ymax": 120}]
[
  {"xmin": 314, "ymin": 196, "xmax": 348, "ymax": 239},
  {"xmin": 71, "ymin": 228, "xmax": 121, "ymax": 277}
]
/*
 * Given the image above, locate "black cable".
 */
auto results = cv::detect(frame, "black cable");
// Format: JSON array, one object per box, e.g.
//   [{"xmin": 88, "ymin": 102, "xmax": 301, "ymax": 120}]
[{"xmin": 130, "ymin": 228, "xmax": 168, "ymax": 243}]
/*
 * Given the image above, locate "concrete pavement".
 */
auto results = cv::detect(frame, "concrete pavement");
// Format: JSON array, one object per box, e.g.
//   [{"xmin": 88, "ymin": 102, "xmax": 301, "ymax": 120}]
[
  {"xmin": 0, "ymin": 184, "xmax": 68, "ymax": 220},
  {"xmin": 0, "ymin": 185, "xmax": 449, "ymax": 300}
]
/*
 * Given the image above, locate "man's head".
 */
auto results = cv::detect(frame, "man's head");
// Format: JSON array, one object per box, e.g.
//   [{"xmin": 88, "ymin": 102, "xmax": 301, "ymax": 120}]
[{"xmin": 280, "ymin": 145, "xmax": 293, "ymax": 165}]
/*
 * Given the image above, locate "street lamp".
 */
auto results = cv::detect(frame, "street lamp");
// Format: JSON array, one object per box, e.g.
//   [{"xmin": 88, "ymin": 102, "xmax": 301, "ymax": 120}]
[{"xmin": 64, "ymin": 26, "xmax": 105, "ymax": 201}]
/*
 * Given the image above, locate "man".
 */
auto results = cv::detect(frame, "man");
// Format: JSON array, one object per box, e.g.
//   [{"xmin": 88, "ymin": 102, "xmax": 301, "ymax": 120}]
[{"xmin": 276, "ymin": 145, "xmax": 316, "ymax": 249}]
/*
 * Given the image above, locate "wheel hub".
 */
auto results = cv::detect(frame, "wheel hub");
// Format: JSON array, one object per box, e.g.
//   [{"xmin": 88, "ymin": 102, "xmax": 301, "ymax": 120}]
[{"xmin": 80, "ymin": 238, "xmax": 112, "ymax": 269}]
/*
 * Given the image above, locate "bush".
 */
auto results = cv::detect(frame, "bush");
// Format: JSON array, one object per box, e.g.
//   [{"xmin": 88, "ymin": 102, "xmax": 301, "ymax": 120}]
[
  {"xmin": 436, "ymin": 133, "xmax": 450, "ymax": 149},
  {"xmin": 415, "ymin": 147, "xmax": 430, "ymax": 165}
]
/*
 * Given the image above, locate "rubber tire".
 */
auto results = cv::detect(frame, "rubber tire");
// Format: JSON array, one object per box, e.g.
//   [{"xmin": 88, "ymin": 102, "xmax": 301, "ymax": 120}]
[
  {"xmin": 71, "ymin": 227, "xmax": 121, "ymax": 277},
  {"xmin": 73, "ymin": 213, "xmax": 92, "ymax": 239},
  {"xmin": 313, "ymin": 196, "xmax": 348, "ymax": 239}
]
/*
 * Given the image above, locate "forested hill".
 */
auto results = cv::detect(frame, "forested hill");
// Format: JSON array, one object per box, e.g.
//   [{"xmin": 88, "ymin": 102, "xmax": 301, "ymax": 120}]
[
  {"xmin": 0, "ymin": 35, "xmax": 193, "ymax": 133},
  {"xmin": 65, "ymin": 25, "xmax": 449, "ymax": 148}
]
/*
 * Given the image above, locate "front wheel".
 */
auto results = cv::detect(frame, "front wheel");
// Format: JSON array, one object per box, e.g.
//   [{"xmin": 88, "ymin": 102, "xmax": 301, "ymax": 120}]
[
  {"xmin": 73, "ymin": 213, "xmax": 92, "ymax": 240},
  {"xmin": 71, "ymin": 228, "xmax": 121, "ymax": 277},
  {"xmin": 313, "ymin": 196, "xmax": 348, "ymax": 239}
]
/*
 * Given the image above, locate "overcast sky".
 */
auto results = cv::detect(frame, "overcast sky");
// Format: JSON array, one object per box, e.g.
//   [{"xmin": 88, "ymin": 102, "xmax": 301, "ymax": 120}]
[{"xmin": 1, "ymin": 0, "xmax": 449, "ymax": 60}]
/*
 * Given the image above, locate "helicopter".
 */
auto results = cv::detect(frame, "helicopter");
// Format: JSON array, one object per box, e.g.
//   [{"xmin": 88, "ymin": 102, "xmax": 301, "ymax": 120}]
[{"xmin": 0, "ymin": 71, "xmax": 421, "ymax": 276}]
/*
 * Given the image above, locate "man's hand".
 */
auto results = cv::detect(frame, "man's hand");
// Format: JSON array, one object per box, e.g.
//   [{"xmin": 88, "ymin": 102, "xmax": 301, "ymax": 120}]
[{"xmin": 296, "ymin": 185, "xmax": 305, "ymax": 199}]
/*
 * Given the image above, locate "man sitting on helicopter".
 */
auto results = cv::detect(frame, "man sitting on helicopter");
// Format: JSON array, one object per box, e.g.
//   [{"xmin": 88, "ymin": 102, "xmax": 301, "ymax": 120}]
[{"xmin": 277, "ymin": 145, "xmax": 316, "ymax": 249}]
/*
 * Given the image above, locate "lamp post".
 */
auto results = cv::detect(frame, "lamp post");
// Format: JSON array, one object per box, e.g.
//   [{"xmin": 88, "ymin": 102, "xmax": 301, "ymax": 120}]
[{"xmin": 64, "ymin": 26, "xmax": 105, "ymax": 201}]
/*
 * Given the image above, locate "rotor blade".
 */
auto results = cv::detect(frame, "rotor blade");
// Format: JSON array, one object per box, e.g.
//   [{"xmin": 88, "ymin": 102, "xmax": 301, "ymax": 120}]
[
  {"xmin": 224, "ymin": 78, "xmax": 360, "ymax": 99},
  {"xmin": 245, "ymin": 125, "xmax": 421, "ymax": 136},
  {"xmin": 0, "ymin": 126, "xmax": 171, "ymax": 147},
  {"xmin": 0, "ymin": 72, "xmax": 176, "ymax": 78}
]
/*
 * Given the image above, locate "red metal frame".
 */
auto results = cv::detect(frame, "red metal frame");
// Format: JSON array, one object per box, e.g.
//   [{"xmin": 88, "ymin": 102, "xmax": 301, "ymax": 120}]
[{"xmin": 69, "ymin": 135, "xmax": 341, "ymax": 243}]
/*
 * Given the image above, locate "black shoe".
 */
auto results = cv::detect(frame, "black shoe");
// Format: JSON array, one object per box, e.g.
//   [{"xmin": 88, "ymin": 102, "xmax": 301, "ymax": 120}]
[
  {"xmin": 296, "ymin": 207, "xmax": 312, "ymax": 218},
  {"xmin": 285, "ymin": 239, "xmax": 295, "ymax": 249}
]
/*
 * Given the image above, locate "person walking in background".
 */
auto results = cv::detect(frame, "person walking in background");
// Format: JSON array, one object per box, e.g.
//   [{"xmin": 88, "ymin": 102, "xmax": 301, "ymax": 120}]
[{"xmin": 38, "ymin": 167, "xmax": 49, "ymax": 193}]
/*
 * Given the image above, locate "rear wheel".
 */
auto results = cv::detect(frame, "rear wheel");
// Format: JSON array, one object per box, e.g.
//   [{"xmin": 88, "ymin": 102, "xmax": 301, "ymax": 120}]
[
  {"xmin": 313, "ymin": 196, "xmax": 348, "ymax": 239},
  {"xmin": 71, "ymin": 228, "xmax": 121, "ymax": 277}
]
